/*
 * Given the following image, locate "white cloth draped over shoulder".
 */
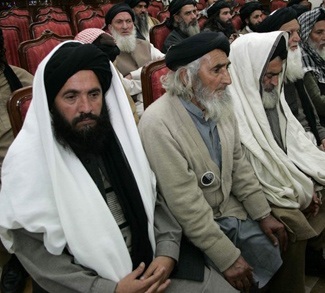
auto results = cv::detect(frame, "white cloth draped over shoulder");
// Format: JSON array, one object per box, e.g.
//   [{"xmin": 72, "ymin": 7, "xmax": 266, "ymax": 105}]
[
  {"xmin": 0, "ymin": 41, "xmax": 157, "ymax": 282},
  {"xmin": 227, "ymin": 32, "xmax": 325, "ymax": 210}
]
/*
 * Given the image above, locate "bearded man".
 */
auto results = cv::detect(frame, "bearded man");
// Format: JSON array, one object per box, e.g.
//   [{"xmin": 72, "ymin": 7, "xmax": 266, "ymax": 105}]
[
  {"xmin": 298, "ymin": 7, "xmax": 325, "ymax": 127},
  {"xmin": 239, "ymin": 1, "xmax": 264, "ymax": 34},
  {"xmin": 139, "ymin": 31, "xmax": 286, "ymax": 292},
  {"xmin": 125, "ymin": 0, "xmax": 160, "ymax": 41},
  {"xmin": 227, "ymin": 31, "xmax": 325, "ymax": 292},
  {"xmin": 202, "ymin": 1, "xmax": 238, "ymax": 43},
  {"xmin": 0, "ymin": 42, "xmax": 181, "ymax": 292},
  {"xmin": 256, "ymin": 7, "xmax": 325, "ymax": 150},
  {"xmin": 103, "ymin": 3, "xmax": 164, "ymax": 116},
  {"xmin": 162, "ymin": 0, "xmax": 200, "ymax": 53}
]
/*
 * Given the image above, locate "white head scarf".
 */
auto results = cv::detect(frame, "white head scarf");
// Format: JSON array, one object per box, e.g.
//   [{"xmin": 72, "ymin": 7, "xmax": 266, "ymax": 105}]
[
  {"xmin": 227, "ymin": 32, "xmax": 325, "ymax": 210},
  {"xmin": 0, "ymin": 41, "xmax": 156, "ymax": 282}
]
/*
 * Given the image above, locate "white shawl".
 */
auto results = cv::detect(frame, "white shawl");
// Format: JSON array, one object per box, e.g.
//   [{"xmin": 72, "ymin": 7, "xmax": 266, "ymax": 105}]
[
  {"xmin": 0, "ymin": 41, "xmax": 157, "ymax": 282},
  {"xmin": 227, "ymin": 32, "xmax": 325, "ymax": 210}
]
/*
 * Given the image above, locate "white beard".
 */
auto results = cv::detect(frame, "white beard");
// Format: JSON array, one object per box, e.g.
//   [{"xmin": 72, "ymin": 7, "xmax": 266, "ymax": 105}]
[
  {"xmin": 285, "ymin": 46, "xmax": 304, "ymax": 82},
  {"xmin": 178, "ymin": 19, "xmax": 200, "ymax": 37},
  {"xmin": 193, "ymin": 79, "xmax": 233, "ymax": 122},
  {"xmin": 110, "ymin": 26, "xmax": 137, "ymax": 53},
  {"xmin": 262, "ymin": 88, "xmax": 279, "ymax": 109},
  {"xmin": 308, "ymin": 38, "xmax": 325, "ymax": 60}
]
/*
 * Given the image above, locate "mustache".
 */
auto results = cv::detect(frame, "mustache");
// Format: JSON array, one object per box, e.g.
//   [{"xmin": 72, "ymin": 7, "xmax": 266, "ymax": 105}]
[{"xmin": 71, "ymin": 113, "xmax": 99, "ymax": 127}]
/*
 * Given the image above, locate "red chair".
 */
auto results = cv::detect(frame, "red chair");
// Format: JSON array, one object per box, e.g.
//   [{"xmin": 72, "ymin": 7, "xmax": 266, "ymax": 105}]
[
  {"xmin": 77, "ymin": 12, "xmax": 105, "ymax": 33},
  {"xmin": 149, "ymin": 20, "xmax": 171, "ymax": 51},
  {"xmin": 148, "ymin": 5, "xmax": 161, "ymax": 19},
  {"xmin": 70, "ymin": 1, "xmax": 88, "ymax": 34},
  {"xmin": 197, "ymin": 0, "xmax": 206, "ymax": 11},
  {"xmin": 5, "ymin": 7, "xmax": 30, "ymax": 17},
  {"xmin": 0, "ymin": 12, "xmax": 30, "ymax": 41},
  {"xmin": 141, "ymin": 59, "xmax": 169, "ymax": 109},
  {"xmin": 36, "ymin": 11, "xmax": 69, "ymax": 22},
  {"xmin": 270, "ymin": 0, "xmax": 287, "ymax": 12},
  {"xmin": 151, "ymin": 1, "xmax": 164, "ymax": 11},
  {"xmin": 198, "ymin": 15, "xmax": 207, "ymax": 30},
  {"xmin": 1, "ymin": 25, "xmax": 21, "ymax": 67},
  {"xmin": 37, "ymin": 6, "xmax": 64, "ymax": 15},
  {"xmin": 232, "ymin": 14, "xmax": 242, "ymax": 31},
  {"xmin": 157, "ymin": 9, "xmax": 170, "ymax": 22},
  {"xmin": 18, "ymin": 30, "xmax": 74, "ymax": 75},
  {"xmin": 99, "ymin": 2, "xmax": 114, "ymax": 15},
  {"xmin": 30, "ymin": 16, "xmax": 73, "ymax": 39},
  {"xmin": 7, "ymin": 86, "xmax": 32, "ymax": 137}
]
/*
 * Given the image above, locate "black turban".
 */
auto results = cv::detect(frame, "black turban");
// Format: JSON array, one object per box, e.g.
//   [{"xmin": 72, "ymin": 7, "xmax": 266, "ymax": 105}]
[
  {"xmin": 240, "ymin": 2, "xmax": 263, "ymax": 23},
  {"xmin": 207, "ymin": 1, "xmax": 231, "ymax": 18},
  {"xmin": 256, "ymin": 7, "xmax": 297, "ymax": 32},
  {"xmin": 44, "ymin": 42, "xmax": 112, "ymax": 109},
  {"xmin": 125, "ymin": 0, "xmax": 149, "ymax": 8},
  {"xmin": 166, "ymin": 31, "xmax": 230, "ymax": 71},
  {"xmin": 105, "ymin": 3, "xmax": 135, "ymax": 26},
  {"xmin": 168, "ymin": 0, "xmax": 197, "ymax": 17}
]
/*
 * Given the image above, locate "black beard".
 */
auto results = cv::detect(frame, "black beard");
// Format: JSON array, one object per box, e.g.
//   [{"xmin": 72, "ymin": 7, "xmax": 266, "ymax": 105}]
[
  {"xmin": 135, "ymin": 13, "xmax": 149, "ymax": 36},
  {"xmin": 248, "ymin": 22, "xmax": 259, "ymax": 32},
  {"xmin": 51, "ymin": 102, "xmax": 112, "ymax": 155}
]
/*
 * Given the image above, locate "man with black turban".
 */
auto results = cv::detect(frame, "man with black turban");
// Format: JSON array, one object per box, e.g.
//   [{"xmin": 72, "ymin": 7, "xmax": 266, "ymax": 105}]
[
  {"xmin": 162, "ymin": 0, "xmax": 200, "ymax": 53},
  {"xmin": 239, "ymin": 1, "xmax": 264, "ymax": 34},
  {"xmin": 202, "ymin": 1, "xmax": 238, "ymax": 43},
  {"xmin": 0, "ymin": 41, "xmax": 182, "ymax": 292},
  {"xmin": 103, "ymin": 2, "xmax": 164, "ymax": 116},
  {"xmin": 139, "ymin": 31, "xmax": 285, "ymax": 292},
  {"xmin": 125, "ymin": 0, "xmax": 160, "ymax": 41}
]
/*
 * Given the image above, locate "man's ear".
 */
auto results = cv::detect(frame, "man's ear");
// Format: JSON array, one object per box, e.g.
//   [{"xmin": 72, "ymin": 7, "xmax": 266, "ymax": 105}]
[
  {"xmin": 179, "ymin": 68, "xmax": 189, "ymax": 86},
  {"xmin": 174, "ymin": 14, "xmax": 181, "ymax": 23}
]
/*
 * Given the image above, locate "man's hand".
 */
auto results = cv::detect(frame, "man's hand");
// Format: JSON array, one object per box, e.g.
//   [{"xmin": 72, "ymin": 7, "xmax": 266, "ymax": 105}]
[
  {"xmin": 115, "ymin": 262, "xmax": 170, "ymax": 293},
  {"xmin": 302, "ymin": 193, "xmax": 322, "ymax": 218},
  {"xmin": 141, "ymin": 256, "xmax": 175, "ymax": 283},
  {"xmin": 319, "ymin": 139, "xmax": 325, "ymax": 151},
  {"xmin": 259, "ymin": 214, "xmax": 288, "ymax": 252},
  {"xmin": 223, "ymin": 256, "xmax": 254, "ymax": 291}
]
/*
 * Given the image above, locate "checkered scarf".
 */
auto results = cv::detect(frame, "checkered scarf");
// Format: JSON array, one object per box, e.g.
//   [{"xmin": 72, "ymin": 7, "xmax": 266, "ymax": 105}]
[{"xmin": 298, "ymin": 7, "xmax": 325, "ymax": 83}]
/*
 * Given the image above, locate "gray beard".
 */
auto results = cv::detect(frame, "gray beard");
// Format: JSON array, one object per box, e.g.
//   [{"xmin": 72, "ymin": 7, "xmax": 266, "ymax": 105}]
[
  {"xmin": 308, "ymin": 38, "xmax": 325, "ymax": 60},
  {"xmin": 262, "ymin": 88, "xmax": 279, "ymax": 110},
  {"xmin": 135, "ymin": 13, "xmax": 149, "ymax": 38},
  {"xmin": 178, "ymin": 19, "xmax": 200, "ymax": 37},
  {"xmin": 193, "ymin": 79, "xmax": 233, "ymax": 122},
  {"xmin": 110, "ymin": 26, "xmax": 137, "ymax": 53},
  {"xmin": 285, "ymin": 46, "xmax": 304, "ymax": 82}
]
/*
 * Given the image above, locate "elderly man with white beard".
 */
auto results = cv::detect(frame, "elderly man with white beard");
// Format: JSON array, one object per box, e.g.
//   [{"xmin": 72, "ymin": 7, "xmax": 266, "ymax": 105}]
[
  {"xmin": 103, "ymin": 3, "xmax": 164, "ymax": 116},
  {"xmin": 125, "ymin": 0, "xmax": 160, "ymax": 42},
  {"xmin": 256, "ymin": 7, "xmax": 325, "ymax": 150},
  {"xmin": 139, "ymin": 32, "xmax": 286, "ymax": 292},
  {"xmin": 298, "ymin": 7, "xmax": 325, "ymax": 127},
  {"xmin": 227, "ymin": 31, "xmax": 325, "ymax": 292}
]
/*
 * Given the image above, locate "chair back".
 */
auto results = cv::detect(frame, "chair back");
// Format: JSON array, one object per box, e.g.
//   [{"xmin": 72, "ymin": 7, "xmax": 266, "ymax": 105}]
[
  {"xmin": 6, "ymin": 7, "xmax": 30, "ymax": 17},
  {"xmin": 36, "ymin": 11, "xmax": 69, "ymax": 22},
  {"xmin": 197, "ymin": 0, "xmax": 205, "ymax": 11},
  {"xmin": 157, "ymin": 9, "xmax": 170, "ymax": 22},
  {"xmin": 141, "ymin": 59, "xmax": 169, "ymax": 109},
  {"xmin": 198, "ymin": 15, "xmax": 207, "ymax": 29},
  {"xmin": 7, "ymin": 86, "xmax": 32, "ymax": 137},
  {"xmin": 0, "ymin": 12, "xmax": 30, "ymax": 41},
  {"xmin": 19, "ymin": 30, "xmax": 74, "ymax": 75},
  {"xmin": 70, "ymin": 1, "xmax": 88, "ymax": 33},
  {"xmin": 270, "ymin": 0, "xmax": 287, "ymax": 12},
  {"xmin": 148, "ymin": 5, "xmax": 161, "ymax": 18},
  {"xmin": 151, "ymin": 1, "xmax": 164, "ymax": 10},
  {"xmin": 1, "ymin": 25, "xmax": 21, "ymax": 67},
  {"xmin": 99, "ymin": 2, "xmax": 114, "ymax": 15},
  {"xmin": 37, "ymin": 6, "xmax": 64, "ymax": 15},
  {"xmin": 30, "ymin": 16, "xmax": 73, "ymax": 39},
  {"xmin": 77, "ymin": 12, "xmax": 105, "ymax": 33},
  {"xmin": 149, "ymin": 20, "xmax": 171, "ymax": 51},
  {"xmin": 232, "ymin": 14, "xmax": 242, "ymax": 31}
]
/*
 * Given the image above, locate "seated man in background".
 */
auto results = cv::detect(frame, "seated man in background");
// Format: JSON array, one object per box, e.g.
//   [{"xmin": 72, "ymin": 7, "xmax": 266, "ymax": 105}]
[
  {"xmin": 103, "ymin": 3, "xmax": 164, "ymax": 117},
  {"xmin": 202, "ymin": 1, "xmax": 238, "ymax": 43},
  {"xmin": 0, "ymin": 27, "xmax": 33, "ymax": 293},
  {"xmin": 139, "ymin": 31, "xmax": 286, "ymax": 292},
  {"xmin": 0, "ymin": 42, "xmax": 181, "ymax": 293},
  {"xmin": 125, "ymin": 0, "xmax": 160, "ymax": 42},
  {"xmin": 239, "ymin": 1, "xmax": 264, "ymax": 34},
  {"xmin": 163, "ymin": 0, "xmax": 200, "ymax": 53},
  {"xmin": 256, "ymin": 7, "xmax": 325, "ymax": 150},
  {"xmin": 228, "ymin": 31, "xmax": 325, "ymax": 292},
  {"xmin": 298, "ymin": 7, "xmax": 325, "ymax": 127}
]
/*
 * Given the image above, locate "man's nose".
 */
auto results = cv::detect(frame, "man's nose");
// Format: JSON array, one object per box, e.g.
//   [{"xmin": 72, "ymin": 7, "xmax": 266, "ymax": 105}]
[{"xmin": 78, "ymin": 97, "xmax": 92, "ymax": 113}]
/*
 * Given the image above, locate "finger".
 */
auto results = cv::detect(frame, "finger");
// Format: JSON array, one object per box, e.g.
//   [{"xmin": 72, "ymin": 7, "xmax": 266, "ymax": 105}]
[
  {"xmin": 242, "ymin": 276, "xmax": 252, "ymax": 292},
  {"xmin": 277, "ymin": 229, "xmax": 288, "ymax": 252},
  {"xmin": 131, "ymin": 262, "xmax": 146, "ymax": 279},
  {"xmin": 141, "ymin": 264, "xmax": 156, "ymax": 280},
  {"xmin": 268, "ymin": 232, "xmax": 279, "ymax": 246},
  {"xmin": 157, "ymin": 279, "xmax": 171, "ymax": 292},
  {"xmin": 234, "ymin": 279, "xmax": 244, "ymax": 291},
  {"xmin": 143, "ymin": 267, "xmax": 166, "ymax": 287},
  {"xmin": 145, "ymin": 280, "xmax": 161, "ymax": 293}
]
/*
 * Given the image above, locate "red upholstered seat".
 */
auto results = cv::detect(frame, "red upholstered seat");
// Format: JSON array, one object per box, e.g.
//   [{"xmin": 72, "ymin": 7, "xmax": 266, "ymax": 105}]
[
  {"xmin": 148, "ymin": 5, "xmax": 161, "ymax": 18},
  {"xmin": 149, "ymin": 20, "xmax": 171, "ymax": 51},
  {"xmin": 198, "ymin": 15, "xmax": 207, "ymax": 29},
  {"xmin": 36, "ymin": 11, "xmax": 69, "ymax": 22},
  {"xmin": 77, "ymin": 12, "xmax": 105, "ymax": 33},
  {"xmin": 1, "ymin": 25, "xmax": 21, "ymax": 67},
  {"xmin": 232, "ymin": 14, "xmax": 242, "ymax": 31},
  {"xmin": 7, "ymin": 85, "xmax": 32, "ymax": 137},
  {"xmin": 4, "ymin": 7, "xmax": 30, "ymax": 17},
  {"xmin": 270, "ymin": 0, "xmax": 287, "ymax": 12},
  {"xmin": 70, "ymin": 1, "xmax": 88, "ymax": 34},
  {"xmin": 141, "ymin": 59, "xmax": 169, "ymax": 109},
  {"xmin": 157, "ymin": 9, "xmax": 170, "ymax": 22},
  {"xmin": 37, "ymin": 6, "xmax": 64, "ymax": 15},
  {"xmin": 0, "ymin": 13, "xmax": 30, "ymax": 41},
  {"xmin": 30, "ymin": 16, "xmax": 73, "ymax": 39},
  {"xmin": 151, "ymin": 1, "xmax": 164, "ymax": 10},
  {"xmin": 99, "ymin": 2, "xmax": 114, "ymax": 15},
  {"xmin": 18, "ymin": 30, "xmax": 73, "ymax": 75}
]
